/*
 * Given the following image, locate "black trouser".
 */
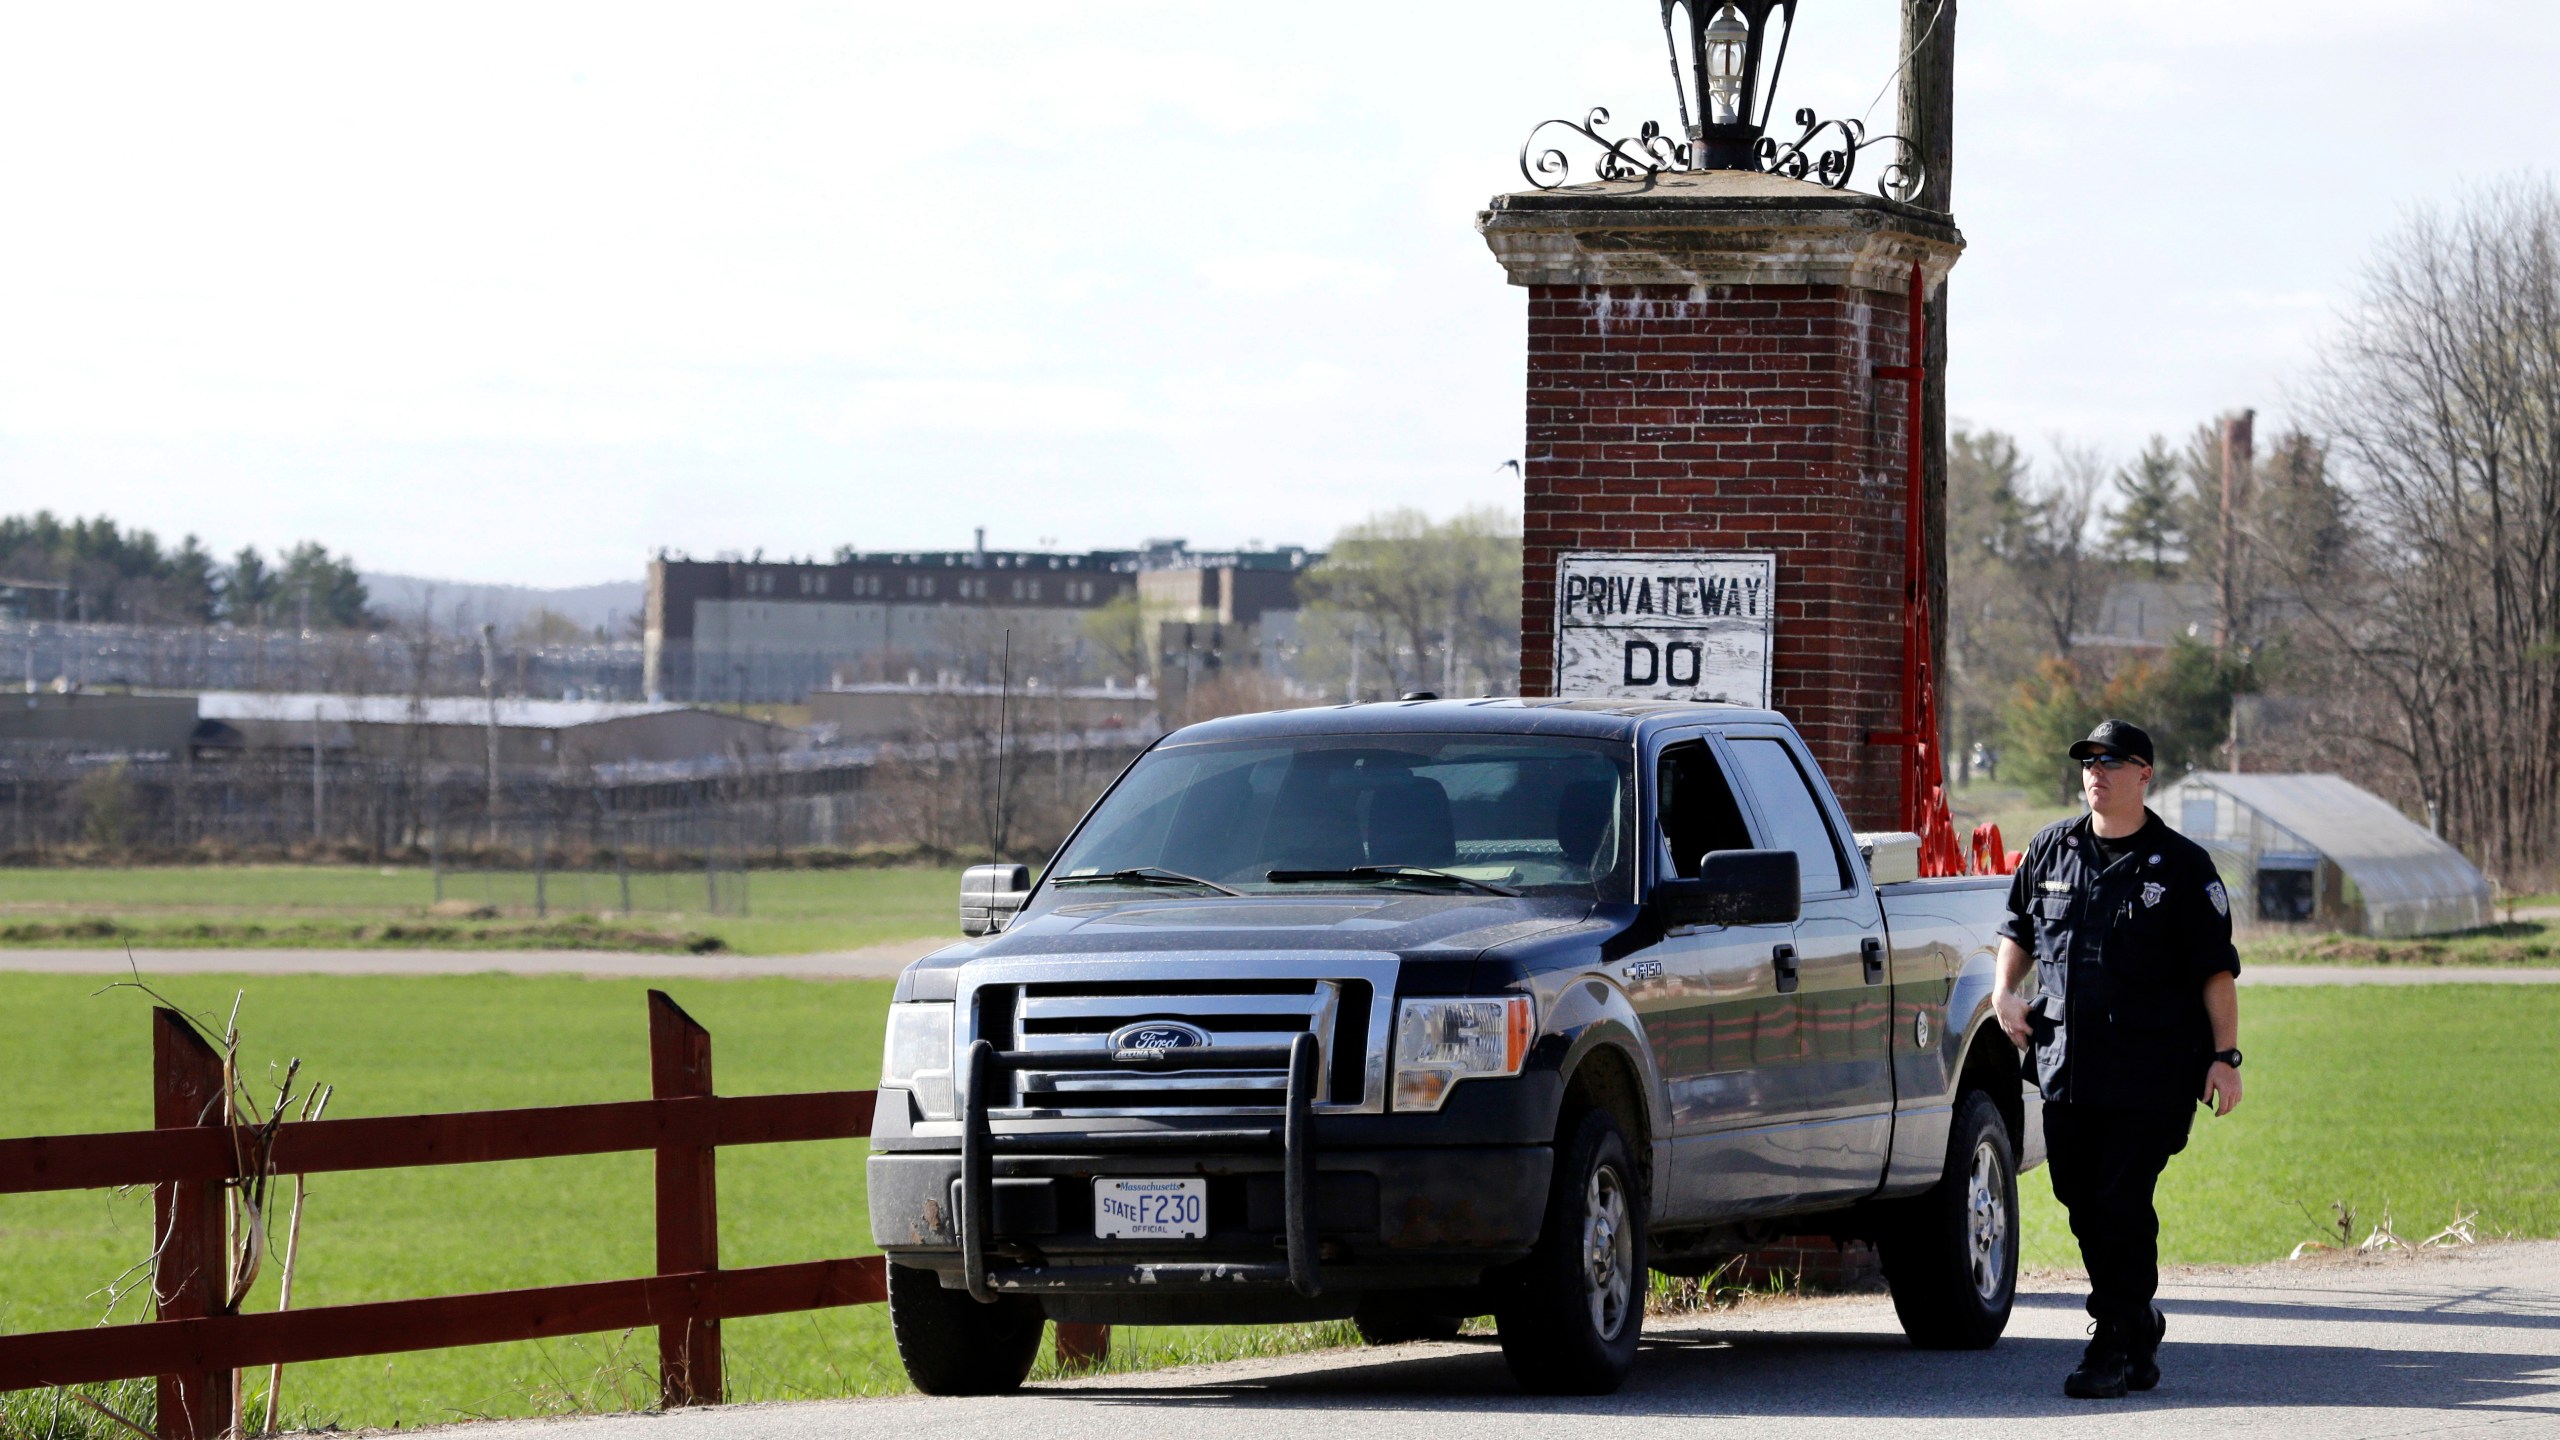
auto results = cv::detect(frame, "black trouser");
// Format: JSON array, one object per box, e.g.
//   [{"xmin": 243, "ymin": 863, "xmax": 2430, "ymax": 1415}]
[{"xmin": 2043, "ymin": 1101, "xmax": 2194, "ymax": 1340}]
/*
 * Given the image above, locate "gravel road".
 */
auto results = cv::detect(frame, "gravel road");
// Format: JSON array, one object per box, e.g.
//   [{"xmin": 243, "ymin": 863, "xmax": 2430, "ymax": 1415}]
[{"xmin": 429, "ymin": 1242, "xmax": 2560, "ymax": 1440}]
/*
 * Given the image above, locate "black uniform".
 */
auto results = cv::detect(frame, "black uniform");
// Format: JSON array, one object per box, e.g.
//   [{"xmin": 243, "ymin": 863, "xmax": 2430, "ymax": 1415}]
[{"xmin": 1998, "ymin": 807, "xmax": 2239, "ymax": 1337}]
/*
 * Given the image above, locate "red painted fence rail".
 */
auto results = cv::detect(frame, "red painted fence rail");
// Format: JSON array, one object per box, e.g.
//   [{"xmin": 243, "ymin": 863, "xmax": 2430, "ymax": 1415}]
[{"xmin": 0, "ymin": 990, "xmax": 1109, "ymax": 1437}]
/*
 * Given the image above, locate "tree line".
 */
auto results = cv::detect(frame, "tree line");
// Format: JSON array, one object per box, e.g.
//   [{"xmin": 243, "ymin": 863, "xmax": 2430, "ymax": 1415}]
[
  {"xmin": 1951, "ymin": 179, "xmax": 2560, "ymax": 881},
  {"xmin": 0, "ymin": 512, "xmax": 373, "ymax": 629}
]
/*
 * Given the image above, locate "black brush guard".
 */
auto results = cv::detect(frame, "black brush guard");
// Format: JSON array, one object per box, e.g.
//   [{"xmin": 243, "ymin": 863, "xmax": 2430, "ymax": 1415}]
[{"xmin": 958, "ymin": 1034, "xmax": 1322, "ymax": 1302}]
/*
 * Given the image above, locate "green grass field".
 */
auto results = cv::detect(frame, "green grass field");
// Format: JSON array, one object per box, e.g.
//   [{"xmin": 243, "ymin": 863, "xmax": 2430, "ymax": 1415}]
[
  {"xmin": 0, "ymin": 866, "xmax": 962, "ymax": 955},
  {"xmin": 2240, "ymin": 920, "xmax": 2560, "ymax": 967},
  {"xmin": 1945, "ymin": 776, "xmax": 2078, "ymax": 853},
  {"xmin": 2015, "ymin": 985, "xmax": 2560, "ymax": 1270},
  {"xmin": 0, "ymin": 973, "xmax": 1361, "ymax": 1433},
  {"xmin": 3, "ymin": 974, "xmax": 2553, "ymax": 1430}
]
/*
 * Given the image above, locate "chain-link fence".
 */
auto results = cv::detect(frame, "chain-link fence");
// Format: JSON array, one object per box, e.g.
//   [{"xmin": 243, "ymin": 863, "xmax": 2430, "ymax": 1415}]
[
  {"xmin": 0, "ymin": 725, "xmax": 1159, "ymax": 867},
  {"xmin": 425, "ymin": 810, "xmax": 752, "ymax": 918}
]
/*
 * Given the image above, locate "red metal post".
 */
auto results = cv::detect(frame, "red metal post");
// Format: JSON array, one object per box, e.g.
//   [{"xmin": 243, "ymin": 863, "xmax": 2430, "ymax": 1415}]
[
  {"xmin": 1053, "ymin": 1322, "xmax": 1111, "ymax": 1371},
  {"xmin": 151, "ymin": 1008, "xmax": 233, "ymax": 1440},
  {"xmin": 649, "ymin": 991, "xmax": 722, "ymax": 1408}
]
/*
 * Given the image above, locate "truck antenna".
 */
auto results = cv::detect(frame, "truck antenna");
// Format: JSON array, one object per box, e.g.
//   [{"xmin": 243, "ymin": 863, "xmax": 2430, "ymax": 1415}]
[{"xmin": 994, "ymin": 627, "xmax": 1012, "ymax": 858}]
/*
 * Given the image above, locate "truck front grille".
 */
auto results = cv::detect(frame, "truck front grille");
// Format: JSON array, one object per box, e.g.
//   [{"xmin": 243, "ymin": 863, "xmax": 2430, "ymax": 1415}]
[{"xmin": 993, "ymin": 979, "xmax": 1372, "ymax": 1116}]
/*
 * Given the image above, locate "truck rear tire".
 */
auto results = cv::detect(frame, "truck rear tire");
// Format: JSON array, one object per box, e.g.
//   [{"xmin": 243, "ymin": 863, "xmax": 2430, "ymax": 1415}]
[
  {"xmin": 1352, "ymin": 1295, "xmax": 1467, "ymax": 1345},
  {"xmin": 1880, "ymin": 1088, "xmax": 2018, "ymax": 1350},
  {"xmin": 886, "ymin": 1260, "xmax": 1047, "ymax": 1395},
  {"xmin": 1495, "ymin": 1108, "xmax": 1647, "ymax": 1394}
]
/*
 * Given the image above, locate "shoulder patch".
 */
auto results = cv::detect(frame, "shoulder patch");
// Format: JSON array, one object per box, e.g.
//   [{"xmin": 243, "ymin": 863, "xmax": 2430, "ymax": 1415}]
[{"xmin": 2206, "ymin": 881, "xmax": 2229, "ymax": 917}]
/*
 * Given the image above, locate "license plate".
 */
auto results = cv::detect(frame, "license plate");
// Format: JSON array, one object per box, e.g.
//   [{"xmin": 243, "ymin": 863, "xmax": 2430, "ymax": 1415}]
[{"xmin": 1092, "ymin": 1178, "xmax": 1208, "ymax": 1240}]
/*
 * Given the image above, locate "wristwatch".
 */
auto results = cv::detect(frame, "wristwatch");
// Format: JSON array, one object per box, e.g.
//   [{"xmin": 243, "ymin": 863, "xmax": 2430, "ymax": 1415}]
[{"xmin": 2212, "ymin": 1048, "xmax": 2243, "ymax": 1069}]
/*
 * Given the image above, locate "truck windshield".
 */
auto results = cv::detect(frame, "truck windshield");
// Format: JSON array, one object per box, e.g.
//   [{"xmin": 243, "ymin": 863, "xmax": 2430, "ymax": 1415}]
[{"xmin": 1046, "ymin": 734, "xmax": 1634, "ymax": 900}]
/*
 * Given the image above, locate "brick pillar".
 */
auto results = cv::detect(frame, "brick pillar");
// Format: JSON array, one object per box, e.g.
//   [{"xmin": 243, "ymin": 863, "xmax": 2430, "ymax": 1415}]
[{"xmin": 1480, "ymin": 171, "xmax": 1961, "ymax": 829}]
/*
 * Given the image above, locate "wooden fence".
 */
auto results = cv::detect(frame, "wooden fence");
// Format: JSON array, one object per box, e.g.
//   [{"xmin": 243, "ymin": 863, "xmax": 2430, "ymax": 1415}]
[{"xmin": 0, "ymin": 991, "xmax": 1105, "ymax": 1438}]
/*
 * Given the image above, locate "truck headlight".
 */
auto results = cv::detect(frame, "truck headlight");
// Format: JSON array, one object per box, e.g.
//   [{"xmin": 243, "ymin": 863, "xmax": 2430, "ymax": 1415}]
[
  {"xmin": 881, "ymin": 1002, "xmax": 956, "ymax": 1121},
  {"xmin": 1392, "ymin": 996, "xmax": 1532, "ymax": 1112}
]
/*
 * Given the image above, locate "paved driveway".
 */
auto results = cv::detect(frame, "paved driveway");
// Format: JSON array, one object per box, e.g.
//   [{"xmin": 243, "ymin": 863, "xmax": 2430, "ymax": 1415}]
[{"xmin": 438, "ymin": 1243, "xmax": 2560, "ymax": 1440}]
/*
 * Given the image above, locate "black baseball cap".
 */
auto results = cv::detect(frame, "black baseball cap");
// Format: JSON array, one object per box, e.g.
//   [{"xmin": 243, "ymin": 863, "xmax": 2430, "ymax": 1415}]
[{"xmin": 2069, "ymin": 719, "xmax": 2154, "ymax": 766}]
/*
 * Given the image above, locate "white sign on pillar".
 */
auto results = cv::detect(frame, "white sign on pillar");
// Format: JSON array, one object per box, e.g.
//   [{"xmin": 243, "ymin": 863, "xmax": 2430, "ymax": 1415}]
[{"xmin": 1553, "ymin": 551, "xmax": 1776, "ymax": 705}]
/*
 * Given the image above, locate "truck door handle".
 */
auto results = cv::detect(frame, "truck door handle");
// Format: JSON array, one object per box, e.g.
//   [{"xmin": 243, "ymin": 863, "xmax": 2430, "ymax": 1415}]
[
  {"xmin": 1862, "ymin": 937, "xmax": 1887, "ymax": 985},
  {"xmin": 1773, "ymin": 943, "xmax": 1799, "ymax": 994}
]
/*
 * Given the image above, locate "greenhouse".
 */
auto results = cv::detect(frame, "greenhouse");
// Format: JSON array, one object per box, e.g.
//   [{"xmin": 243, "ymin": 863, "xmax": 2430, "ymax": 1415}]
[{"xmin": 2157, "ymin": 771, "xmax": 2492, "ymax": 938}]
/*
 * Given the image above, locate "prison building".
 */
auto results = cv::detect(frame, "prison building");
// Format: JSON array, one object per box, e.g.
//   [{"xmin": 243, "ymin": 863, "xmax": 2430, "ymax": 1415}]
[
  {"xmin": 2159, "ymin": 771, "xmax": 2492, "ymax": 937},
  {"xmin": 642, "ymin": 540, "xmax": 1316, "ymax": 702},
  {"xmin": 191, "ymin": 691, "xmax": 798, "ymax": 771},
  {"xmin": 0, "ymin": 691, "xmax": 200, "ymax": 757}
]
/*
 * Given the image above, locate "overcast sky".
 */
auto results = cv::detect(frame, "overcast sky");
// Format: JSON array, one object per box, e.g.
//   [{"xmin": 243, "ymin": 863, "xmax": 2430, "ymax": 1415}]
[{"xmin": 1, "ymin": 1, "xmax": 2553, "ymax": 587}]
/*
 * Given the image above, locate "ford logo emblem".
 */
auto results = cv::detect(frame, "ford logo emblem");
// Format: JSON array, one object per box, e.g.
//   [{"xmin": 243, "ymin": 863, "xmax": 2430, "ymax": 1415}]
[{"xmin": 1109, "ymin": 1021, "xmax": 1209, "ymax": 1058}]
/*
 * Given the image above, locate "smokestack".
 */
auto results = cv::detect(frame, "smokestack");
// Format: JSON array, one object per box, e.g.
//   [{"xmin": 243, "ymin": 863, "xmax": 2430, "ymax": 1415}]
[{"xmin": 974, "ymin": 527, "xmax": 986, "ymax": 569}]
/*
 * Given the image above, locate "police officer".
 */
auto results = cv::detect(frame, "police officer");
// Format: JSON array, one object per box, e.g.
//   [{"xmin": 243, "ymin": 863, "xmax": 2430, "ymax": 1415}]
[{"xmin": 1994, "ymin": 719, "xmax": 2243, "ymax": 1400}]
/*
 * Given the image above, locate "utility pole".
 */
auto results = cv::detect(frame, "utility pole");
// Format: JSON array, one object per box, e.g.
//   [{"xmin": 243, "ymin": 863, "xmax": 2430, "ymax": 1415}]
[
  {"xmin": 2216, "ymin": 410, "xmax": 2255, "ymax": 649},
  {"xmin": 311, "ymin": 700, "xmax": 325, "ymax": 843},
  {"xmin": 481, "ymin": 623, "xmax": 501, "ymax": 848},
  {"xmin": 2219, "ymin": 409, "xmax": 2256, "ymax": 774},
  {"xmin": 1898, "ymin": 0, "xmax": 1957, "ymax": 740}
]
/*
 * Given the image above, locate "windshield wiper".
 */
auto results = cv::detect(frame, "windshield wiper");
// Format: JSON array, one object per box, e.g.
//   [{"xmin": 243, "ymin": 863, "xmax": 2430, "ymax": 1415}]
[
  {"xmin": 1050, "ymin": 866, "xmax": 1241, "ymax": 896},
  {"xmin": 1263, "ymin": 865, "xmax": 1519, "ymax": 897}
]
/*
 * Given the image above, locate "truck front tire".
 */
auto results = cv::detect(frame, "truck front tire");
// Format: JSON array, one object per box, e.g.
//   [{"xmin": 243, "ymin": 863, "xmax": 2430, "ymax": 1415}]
[
  {"xmin": 1880, "ymin": 1088, "xmax": 2018, "ymax": 1349},
  {"xmin": 886, "ymin": 1260, "xmax": 1047, "ymax": 1395},
  {"xmin": 1495, "ymin": 1108, "xmax": 1647, "ymax": 1394}
]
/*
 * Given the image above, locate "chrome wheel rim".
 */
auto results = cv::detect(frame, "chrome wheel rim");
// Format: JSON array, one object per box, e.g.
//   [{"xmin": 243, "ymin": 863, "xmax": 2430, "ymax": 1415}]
[
  {"xmin": 1966, "ymin": 1137, "xmax": 2010, "ymax": 1304},
  {"xmin": 1583, "ymin": 1162, "xmax": 1634, "ymax": 1340}
]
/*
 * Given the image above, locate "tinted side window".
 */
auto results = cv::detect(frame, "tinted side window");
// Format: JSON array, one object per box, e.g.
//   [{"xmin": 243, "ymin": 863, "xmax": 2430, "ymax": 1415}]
[
  {"xmin": 1728, "ymin": 738, "xmax": 1848, "ymax": 895},
  {"xmin": 1657, "ymin": 741, "xmax": 1753, "ymax": 879}
]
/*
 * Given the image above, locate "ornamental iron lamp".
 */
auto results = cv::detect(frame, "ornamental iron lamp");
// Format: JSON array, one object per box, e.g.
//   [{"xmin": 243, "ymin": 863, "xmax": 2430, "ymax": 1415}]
[
  {"xmin": 1517, "ymin": 0, "xmax": 1919, "ymax": 201},
  {"xmin": 1667, "ymin": 0, "xmax": 1795, "ymax": 170}
]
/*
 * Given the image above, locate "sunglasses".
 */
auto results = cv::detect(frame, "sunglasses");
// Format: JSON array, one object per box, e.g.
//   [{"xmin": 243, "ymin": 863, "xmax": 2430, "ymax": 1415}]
[{"xmin": 2078, "ymin": 755, "xmax": 2145, "ymax": 772}]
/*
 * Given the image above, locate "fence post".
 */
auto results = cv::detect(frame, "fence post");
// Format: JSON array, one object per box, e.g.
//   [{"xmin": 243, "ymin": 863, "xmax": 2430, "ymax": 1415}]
[
  {"xmin": 534, "ymin": 817, "xmax": 548, "ymax": 919},
  {"xmin": 1054, "ymin": 1323, "xmax": 1111, "ymax": 1371},
  {"xmin": 649, "ymin": 991, "xmax": 721, "ymax": 1408},
  {"xmin": 613, "ymin": 810, "xmax": 633, "ymax": 917},
  {"xmin": 152, "ymin": 1008, "xmax": 233, "ymax": 1440}
]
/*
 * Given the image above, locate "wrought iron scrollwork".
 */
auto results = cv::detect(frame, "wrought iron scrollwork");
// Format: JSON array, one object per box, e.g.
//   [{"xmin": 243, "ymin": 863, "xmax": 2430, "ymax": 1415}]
[
  {"xmin": 1519, "ymin": 108, "xmax": 1689, "ymax": 192},
  {"xmin": 1756, "ymin": 109, "xmax": 1926, "ymax": 203},
  {"xmin": 1513, "ymin": 103, "xmax": 1926, "ymax": 204}
]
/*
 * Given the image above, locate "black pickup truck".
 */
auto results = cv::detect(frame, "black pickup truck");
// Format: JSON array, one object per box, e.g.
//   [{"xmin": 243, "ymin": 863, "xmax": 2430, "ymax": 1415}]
[{"xmin": 869, "ymin": 699, "xmax": 2037, "ymax": 1394}]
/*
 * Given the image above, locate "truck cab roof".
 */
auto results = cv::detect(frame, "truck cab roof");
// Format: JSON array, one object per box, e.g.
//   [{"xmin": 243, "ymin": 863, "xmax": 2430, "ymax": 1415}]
[{"xmin": 1164, "ymin": 697, "xmax": 1788, "ymax": 748}]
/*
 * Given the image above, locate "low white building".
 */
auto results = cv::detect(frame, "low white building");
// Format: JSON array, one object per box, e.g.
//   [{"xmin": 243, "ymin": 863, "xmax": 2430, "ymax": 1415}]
[{"xmin": 2159, "ymin": 771, "xmax": 2491, "ymax": 937}]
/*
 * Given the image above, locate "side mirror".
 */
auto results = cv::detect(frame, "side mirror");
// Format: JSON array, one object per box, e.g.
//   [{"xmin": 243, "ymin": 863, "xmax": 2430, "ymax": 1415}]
[
  {"xmin": 960, "ymin": 863, "xmax": 1032, "ymax": 937},
  {"xmin": 1652, "ymin": 848, "xmax": 1800, "ymax": 928}
]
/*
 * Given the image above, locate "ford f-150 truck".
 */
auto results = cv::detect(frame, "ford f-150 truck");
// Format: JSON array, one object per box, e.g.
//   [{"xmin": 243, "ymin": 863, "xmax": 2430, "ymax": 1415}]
[{"xmin": 869, "ymin": 699, "xmax": 2038, "ymax": 1395}]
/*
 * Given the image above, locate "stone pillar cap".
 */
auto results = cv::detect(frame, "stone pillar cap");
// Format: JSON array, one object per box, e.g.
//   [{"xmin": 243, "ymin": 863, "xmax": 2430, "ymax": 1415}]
[{"xmin": 1479, "ymin": 169, "xmax": 1963, "ymax": 293}]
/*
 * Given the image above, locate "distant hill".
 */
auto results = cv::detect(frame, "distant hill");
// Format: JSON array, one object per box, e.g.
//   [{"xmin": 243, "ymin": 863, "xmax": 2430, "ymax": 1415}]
[{"xmin": 362, "ymin": 573, "xmax": 644, "ymax": 635}]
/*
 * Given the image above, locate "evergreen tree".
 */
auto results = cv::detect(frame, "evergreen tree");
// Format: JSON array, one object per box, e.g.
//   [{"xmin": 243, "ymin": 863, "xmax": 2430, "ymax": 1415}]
[
  {"xmin": 2108, "ymin": 436, "xmax": 2186, "ymax": 575},
  {"xmin": 222, "ymin": 546, "xmax": 279, "ymax": 625},
  {"xmin": 0, "ymin": 510, "xmax": 223, "ymax": 622},
  {"xmin": 167, "ymin": 536, "xmax": 219, "ymax": 623},
  {"xmin": 277, "ymin": 541, "xmax": 375, "ymax": 629}
]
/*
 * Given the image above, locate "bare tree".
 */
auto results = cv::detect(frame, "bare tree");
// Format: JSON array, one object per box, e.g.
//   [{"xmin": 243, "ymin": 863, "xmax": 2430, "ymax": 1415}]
[
  {"xmin": 1299, "ymin": 507, "xmax": 1521, "ymax": 699},
  {"xmin": 2006, "ymin": 442, "xmax": 2108, "ymax": 659},
  {"xmin": 2305, "ymin": 179, "xmax": 2560, "ymax": 875}
]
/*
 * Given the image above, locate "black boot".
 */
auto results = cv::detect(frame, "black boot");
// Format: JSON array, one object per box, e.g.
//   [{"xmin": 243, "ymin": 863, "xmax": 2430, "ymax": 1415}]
[
  {"xmin": 2064, "ymin": 1322, "xmax": 2130, "ymax": 1400},
  {"xmin": 2124, "ymin": 1306, "xmax": 2166, "ymax": 1392}
]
